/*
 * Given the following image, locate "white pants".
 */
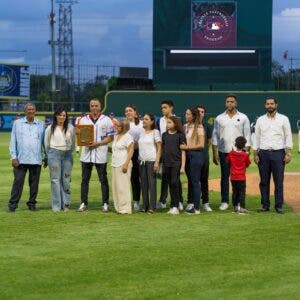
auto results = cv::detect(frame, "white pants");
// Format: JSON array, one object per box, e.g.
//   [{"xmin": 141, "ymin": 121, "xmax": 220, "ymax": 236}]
[
  {"xmin": 112, "ymin": 162, "xmax": 132, "ymax": 214},
  {"xmin": 298, "ymin": 130, "xmax": 300, "ymax": 151}
]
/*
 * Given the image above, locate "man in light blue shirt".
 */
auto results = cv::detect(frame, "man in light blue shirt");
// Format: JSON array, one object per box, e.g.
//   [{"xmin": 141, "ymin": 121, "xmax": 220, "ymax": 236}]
[{"xmin": 8, "ymin": 103, "xmax": 45, "ymax": 212}]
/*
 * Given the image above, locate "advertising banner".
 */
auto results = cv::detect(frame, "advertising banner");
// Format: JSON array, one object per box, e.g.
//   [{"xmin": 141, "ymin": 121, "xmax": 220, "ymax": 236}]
[
  {"xmin": 192, "ymin": 1, "xmax": 237, "ymax": 48},
  {"xmin": 0, "ymin": 63, "xmax": 30, "ymax": 99}
]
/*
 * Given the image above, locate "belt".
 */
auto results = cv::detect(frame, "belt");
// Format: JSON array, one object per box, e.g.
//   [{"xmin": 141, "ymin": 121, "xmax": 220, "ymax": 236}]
[{"xmin": 260, "ymin": 149, "xmax": 284, "ymax": 152}]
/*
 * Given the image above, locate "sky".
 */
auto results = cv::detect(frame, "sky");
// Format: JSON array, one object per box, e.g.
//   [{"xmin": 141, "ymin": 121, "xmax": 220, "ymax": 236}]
[{"xmin": 0, "ymin": 0, "xmax": 300, "ymax": 71}]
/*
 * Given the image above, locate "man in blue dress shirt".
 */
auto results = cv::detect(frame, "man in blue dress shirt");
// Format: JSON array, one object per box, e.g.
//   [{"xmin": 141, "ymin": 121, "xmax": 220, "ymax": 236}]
[{"xmin": 8, "ymin": 103, "xmax": 45, "ymax": 212}]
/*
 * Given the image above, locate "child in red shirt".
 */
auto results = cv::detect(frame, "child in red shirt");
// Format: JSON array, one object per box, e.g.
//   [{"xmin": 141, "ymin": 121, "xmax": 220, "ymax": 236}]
[{"xmin": 227, "ymin": 136, "xmax": 251, "ymax": 214}]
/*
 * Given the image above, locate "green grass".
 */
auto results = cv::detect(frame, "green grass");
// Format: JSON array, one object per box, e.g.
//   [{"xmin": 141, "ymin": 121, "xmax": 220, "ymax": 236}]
[{"xmin": 0, "ymin": 132, "xmax": 299, "ymax": 300}]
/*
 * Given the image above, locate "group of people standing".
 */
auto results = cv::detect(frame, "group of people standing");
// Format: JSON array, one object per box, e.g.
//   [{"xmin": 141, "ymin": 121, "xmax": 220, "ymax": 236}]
[{"xmin": 7, "ymin": 94, "xmax": 293, "ymax": 215}]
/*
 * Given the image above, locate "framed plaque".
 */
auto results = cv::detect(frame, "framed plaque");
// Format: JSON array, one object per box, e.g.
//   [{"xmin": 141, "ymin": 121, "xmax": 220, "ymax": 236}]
[{"xmin": 76, "ymin": 125, "xmax": 94, "ymax": 146}]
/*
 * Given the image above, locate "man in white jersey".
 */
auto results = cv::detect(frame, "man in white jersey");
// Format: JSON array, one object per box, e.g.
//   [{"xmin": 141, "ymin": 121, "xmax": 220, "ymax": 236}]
[{"xmin": 77, "ymin": 99, "xmax": 115, "ymax": 212}]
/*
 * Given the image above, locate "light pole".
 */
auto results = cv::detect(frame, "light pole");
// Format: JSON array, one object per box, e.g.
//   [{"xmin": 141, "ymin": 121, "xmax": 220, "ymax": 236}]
[{"xmin": 49, "ymin": 0, "xmax": 57, "ymax": 101}]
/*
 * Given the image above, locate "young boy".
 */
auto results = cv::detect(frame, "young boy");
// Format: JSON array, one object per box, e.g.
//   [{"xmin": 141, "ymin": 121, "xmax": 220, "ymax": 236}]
[{"xmin": 226, "ymin": 136, "xmax": 251, "ymax": 214}]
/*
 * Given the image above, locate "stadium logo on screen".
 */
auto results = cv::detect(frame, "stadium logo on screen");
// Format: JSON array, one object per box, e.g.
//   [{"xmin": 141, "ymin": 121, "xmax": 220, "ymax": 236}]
[
  {"xmin": 192, "ymin": 2, "xmax": 236, "ymax": 47},
  {"xmin": 0, "ymin": 66, "xmax": 17, "ymax": 93}
]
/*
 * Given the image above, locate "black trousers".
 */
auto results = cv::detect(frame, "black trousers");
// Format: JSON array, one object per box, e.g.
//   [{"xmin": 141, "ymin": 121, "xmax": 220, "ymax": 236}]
[
  {"xmin": 8, "ymin": 164, "xmax": 41, "ymax": 210},
  {"xmin": 231, "ymin": 180, "xmax": 246, "ymax": 208},
  {"xmin": 139, "ymin": 161, "xmax": 157, "ymax": 211},
  {"xmin": 159, "ymin": 171, "xmax": 168, "ymax": 203},
  {"xmin": 159, "ymin": 169, "xmax": 183, "ymax": 204},
  {"xmin": 131, "ymin": 149, "xmax": 141, "ymax": 202},
  {"xmin": 81, "ymin": 162, "xmax": 109, "ymax": 205},
  {"xmin": 164, "ymin": 165, "xmax": 181, "ymax": 208}
]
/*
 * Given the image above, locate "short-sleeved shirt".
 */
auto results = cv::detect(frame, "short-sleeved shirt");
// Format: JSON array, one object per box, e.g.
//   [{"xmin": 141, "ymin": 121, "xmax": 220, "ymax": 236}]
[
  {"xmin": 162, "ymin": 131, "xmax": 186, "ymax": 167},
  {"xmin": 79, "ymin": 114, "xmax": 115, "ymax": 163},
  {"xmin": 184, "ymin": 124, "xmax": 205, "ymax": 149},
  {"xmin": 111, "ymin": 132, "xmax": 133, "ymax": 167},
  {"xmin": 226, "ymin": 150, "xmax": 251, "ymax": 181},
  {"xmin": 128, "ymin": 121, "xmax": 144, "ymax": 142},
  {"xmin": 138, "ymin": 129, "xmax": 161, "ymax": 162}
]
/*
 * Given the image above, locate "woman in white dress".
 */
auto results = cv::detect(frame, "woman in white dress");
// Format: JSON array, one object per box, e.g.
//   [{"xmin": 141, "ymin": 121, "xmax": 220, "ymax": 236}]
[{"xmin": 111, "ymin": 119, "xmax": 134, "ymax": 214}]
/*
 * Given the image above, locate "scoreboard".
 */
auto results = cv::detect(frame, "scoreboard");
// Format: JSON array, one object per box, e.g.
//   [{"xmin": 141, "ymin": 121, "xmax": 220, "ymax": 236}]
[{"xmin": 153, "ymin": 0, "xmax": 273, "ymax": 91}]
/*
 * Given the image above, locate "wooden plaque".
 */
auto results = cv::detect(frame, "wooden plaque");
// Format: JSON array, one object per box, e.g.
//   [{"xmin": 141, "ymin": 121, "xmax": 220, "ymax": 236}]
[{"xmin": 76, "ymin": 125, "xmax": 94, "ymax": 146}]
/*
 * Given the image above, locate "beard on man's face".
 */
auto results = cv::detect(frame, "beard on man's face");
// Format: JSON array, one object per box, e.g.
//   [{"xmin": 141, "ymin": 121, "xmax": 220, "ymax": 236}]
[{"xmin": 266, "ymin": 107, "xmax": 276, "ymax": 113}]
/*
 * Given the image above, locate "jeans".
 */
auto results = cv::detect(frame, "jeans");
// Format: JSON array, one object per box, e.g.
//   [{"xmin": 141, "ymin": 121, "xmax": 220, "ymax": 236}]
[
  {"xmin": 139, "ymin": 161, "xmax": 157, "ymax": 211},
  {"xmin": 187, "ymin": 154, "xmax": 210, "ymax": 205},
  {"xmin": 48, "ymin": 148, "xmax": 73, "ymax": 211},
  {"xmin": 219, "ymin": 152, "xmax": 230, "ymax": 203},
  {"xmin": 185, "ymin": 151, "xmax": 205, "ymax": 210},
  {"xmin": 200, "ymin": 155, "xmax": 210, "ymax": 204},
  {"xmin": 81, "ymin": 162, "xmax": 109, "ymax": 205},
  {"xmin": 8, "ymin": 164, "xmax": 41, "ymax": 210},
  {"xmin": 258, "ymin": 149, "xmax": 285, "ymax": 209}
]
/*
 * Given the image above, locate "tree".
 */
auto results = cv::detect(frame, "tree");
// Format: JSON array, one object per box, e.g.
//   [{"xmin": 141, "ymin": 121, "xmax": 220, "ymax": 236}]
[{"xmin": 272, "ymin": 60, "xmax": 288, "ymax": 90}]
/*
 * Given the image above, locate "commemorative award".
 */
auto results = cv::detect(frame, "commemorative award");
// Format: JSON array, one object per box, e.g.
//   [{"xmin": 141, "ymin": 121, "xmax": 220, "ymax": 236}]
[{"xmin": 76, "ymin": 125, "xmax": 94, "ymax": 146}]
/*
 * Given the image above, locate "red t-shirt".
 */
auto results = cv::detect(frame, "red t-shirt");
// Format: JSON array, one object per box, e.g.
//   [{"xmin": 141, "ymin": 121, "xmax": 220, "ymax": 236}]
[{"xmin": 226, "ymin": 150, "xmax": 251, "ymax": 181}]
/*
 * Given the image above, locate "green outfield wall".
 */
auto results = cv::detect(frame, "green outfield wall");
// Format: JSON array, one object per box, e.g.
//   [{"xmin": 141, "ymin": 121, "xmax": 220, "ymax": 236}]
[{"xmin": 104, "ymin": 90, "xmax": 300, "ymax": 132}]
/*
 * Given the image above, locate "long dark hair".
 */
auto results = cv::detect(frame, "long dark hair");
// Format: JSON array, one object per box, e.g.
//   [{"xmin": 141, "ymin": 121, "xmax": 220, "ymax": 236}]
[
  {"xmin": 168, "ymin": 116, "xmax": 184, "ymax": 134},
  {"xmin": 125, "ymin": 104, "xmax": 140, "ymax": 125},
  {"xmin": 187, "ymin": 107, "xmax": 203, "ymax": 143},
  {"xmin": 144, "ymin": 113, "xmax": 156, "ymax": 130},
  {"xmin": 51, "ymin": 106, "xmax": 69, "ymax": 135}
]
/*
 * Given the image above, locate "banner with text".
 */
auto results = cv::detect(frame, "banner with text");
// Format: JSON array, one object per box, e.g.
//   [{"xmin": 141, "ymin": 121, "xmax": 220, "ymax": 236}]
[{"xmin": 0, "ymin": 63, "xmax": 30, "ymax": 99}]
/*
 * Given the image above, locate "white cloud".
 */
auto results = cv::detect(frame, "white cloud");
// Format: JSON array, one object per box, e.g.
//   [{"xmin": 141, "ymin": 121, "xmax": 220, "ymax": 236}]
[
  {"xmin": 280, "ymin": 8, "xmax": 300, "ymax": 17},
  {"xmin": 273, "ymin": 8, "xmax": 300, "ymax": 42},
  {"xmin": 0, "ymin": 57, "xmax": 25, "ymax": 64}
]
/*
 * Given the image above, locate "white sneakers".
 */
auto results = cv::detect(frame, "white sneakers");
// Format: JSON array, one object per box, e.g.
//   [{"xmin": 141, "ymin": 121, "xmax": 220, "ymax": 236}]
[
  {"xmin": 77, "ymin": 203, "xmax": 87, "ymax": 212},
  {"xmin": 133, "ymin": 201, "xmax": 140, "ymax": 211},
  {"xmin": 78, "ymin": 203, "xmax": 109, "ymax": 212},
  {"xmin": 103, "ymin": 203, "xmax": 109, "ymax": 212},
  {"xmin": 203, "ymin": 203, "xmax": 213, "ymax": 212},
  {"xmin": 219, "ymin": 202, "xmax": 229, "ymax": 211},
  {"xmin": 178, "ymin": 202, "xmax": 184, "ymax": 211},
  {"xmin": 167, "ymin": 207, "xmax": 179, "ymax": 215},
  {"xmin": 185, "ymin": 203, "xmax": 194, "ymax": 211},
  {"xmin": 156, "ymin": 202, "xmax": 167, "ymax": 209}
]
